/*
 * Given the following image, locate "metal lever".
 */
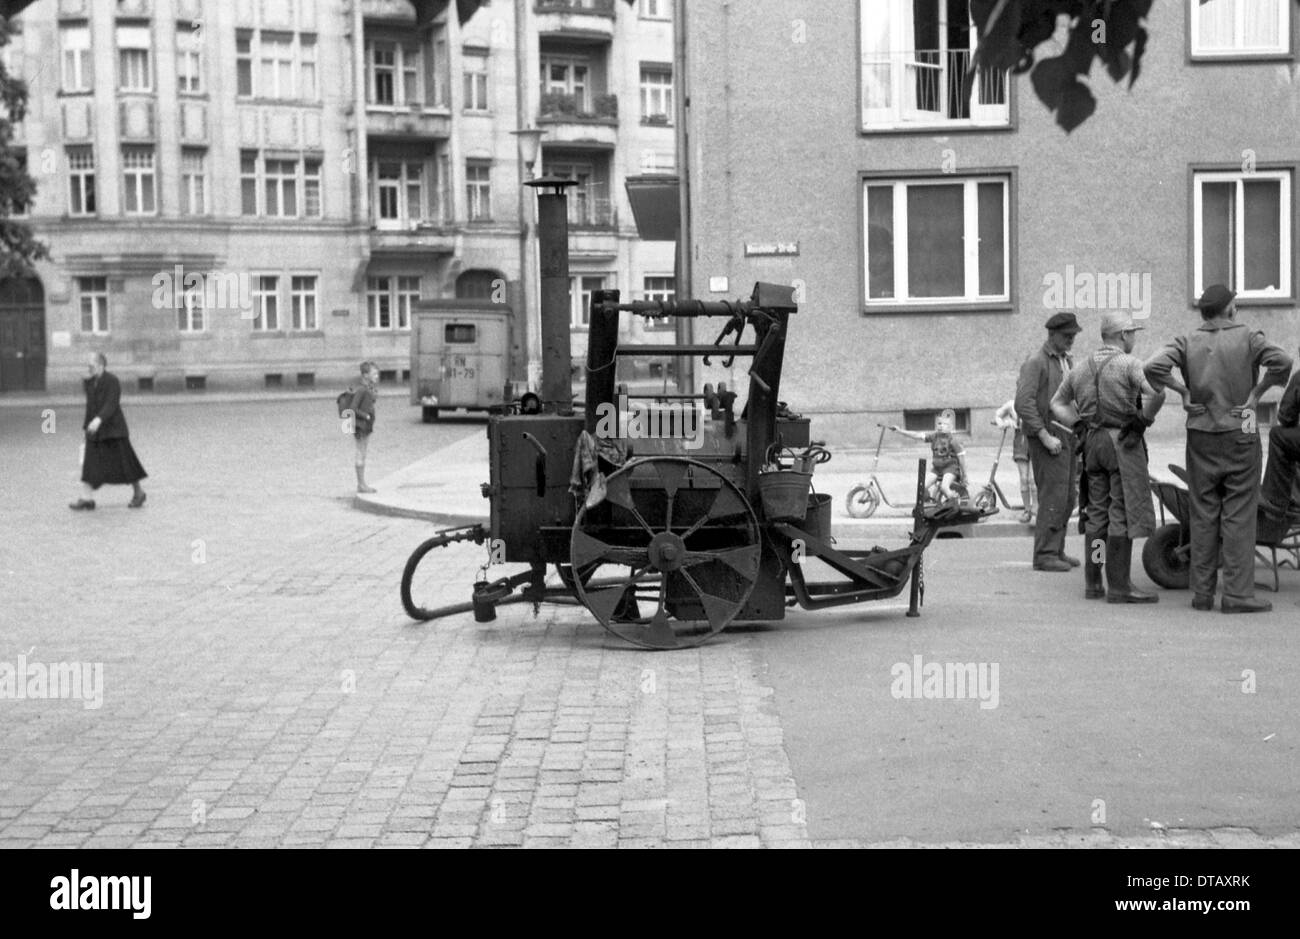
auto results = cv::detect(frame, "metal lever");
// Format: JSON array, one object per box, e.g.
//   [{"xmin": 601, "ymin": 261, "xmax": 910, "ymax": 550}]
[{"xmin": 522, "ymin": 433, "xmax": 548, "ymax": 496}]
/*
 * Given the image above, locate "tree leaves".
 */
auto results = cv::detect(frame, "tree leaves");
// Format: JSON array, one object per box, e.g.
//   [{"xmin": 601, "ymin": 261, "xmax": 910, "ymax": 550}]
[{"xmin": 0, "ymin": 15, "xmax": 48, "ymax": 277}]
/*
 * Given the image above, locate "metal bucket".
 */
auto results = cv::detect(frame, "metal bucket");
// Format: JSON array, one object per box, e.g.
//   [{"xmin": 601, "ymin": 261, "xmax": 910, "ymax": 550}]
[
  {"xmin": 802, "ymin": 492, "xmax": 833, "ymax": 542},
  {"xmin": 758, "ymin": 470, "xmax": 813, "ymax": 522}
]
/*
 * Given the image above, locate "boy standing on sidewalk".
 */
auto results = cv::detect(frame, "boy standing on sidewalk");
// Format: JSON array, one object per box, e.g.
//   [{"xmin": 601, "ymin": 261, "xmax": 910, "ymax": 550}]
[{"xmin": 353, "ymin": 362, "xmax": 379, "ymax": 494}]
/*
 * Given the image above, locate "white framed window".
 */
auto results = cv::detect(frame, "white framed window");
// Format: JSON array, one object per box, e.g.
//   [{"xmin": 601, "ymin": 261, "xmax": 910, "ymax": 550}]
[
  {"xmin": 176, "ymin": 23, "xmax": 203, "ymax": 93},
  {"xmin": 251, "ymin": 275, "xmax": 280, "ymax": 331},
  {"xmin": 259, "ymin": 33, "xmax": 294, "ymax": 100},
  {"xmin": 300, "ymin": 35, "xmax": 318, "ymax": 100},
  {"xmin": 240, "ymin": 150, "xmax": 258, "ymax": 214},
  {"xmin": 540, "ymin": 57, "xmax": 590, "ymax": 110},
  {"xmin": 236, "ymin": 31, "xmax": 253, "ymax": 97},
  {"xmin": 463, "ymin": 51, "xmax": 489, "ymax": 112},
  {"xmin": 241, "ymin": 152, "xmax": 320, "ymax": 218},
  {"xmin": 570, "ymin": 274, "xmax": 608, "ymax": 330},
  {"xmin": 178, "ymin": 281, "xmax": 205, "ymax": 333},
  {"xmin": 67, "ymin": 146, "xmax": 96, "ymax": 216},
  {"xmin": 863, "ymin": 175, "xmax": 1010, "ymax": 306},
  {"xmin": 122, "ymin": 147, "xmax": 156, "ymax": 215},
  {"xmin": 61, "ymin": 24, "xmax": 92, "ymax": 93},
  {"xmin": 1190, "ymin": 0, "xmax": 1289, "ymax": 57},
  {"xmin": 1193, "ymin": 170, "xmax": 1293, "ymax": 300},
  {"xmin": 374, "ymin": 160, "xmax": 426, "ymax": 227},
  {"xmin": 643, "ymin": 276, "xmax": 676, "ymax": 329},
  {"xmin": 303, "ymin": 159, "xmax": 322, "ymax": 217},
  {"xmin": 861, "ymin": 0, "xmax": 1009, "ymax": 129},
  {"xmin": 117, "ymin": 24, "xmax": 152, "ymax": 92},
  {"xmin": 238, "ymin": 31, "xmax": 317, "ymax": 100},
  {"xmin": 367, "ymin": 277, "xmax": 392, "ymax": 330},
  {"xmin": 368, "ymin": 41, "xmax": 423, "ymax": 106},
  {"xmin": 545, "ymin": 159, "xmax": 611, "ymax": 228},
  {"xmin": 640, "ymin": 66, "xmax": 673, "ymax": 122},
  {"xmin": 640, "ymin": 0, "xmax": 671, "ymax": 19},
  {"xmin": 181, "ymin": 148, "xmax": 207, "ymax": 215},
  {"xmin": 290, "ymin": 275, "xmax": 318, "ymax": 331},
  {"xmin": 78, "ymin": 277, "xmax": 109, "ymax": 334},
  {"xmin": 466, "ymin": 161, "xmax": 491, "ymax": 222},
  {"xmin": 264, "ymin": 158, "xmax": 297, "ymax": 217},
  {"xmin": 396, "ymin": 276, "xmax": 420, "ymax": 330}
]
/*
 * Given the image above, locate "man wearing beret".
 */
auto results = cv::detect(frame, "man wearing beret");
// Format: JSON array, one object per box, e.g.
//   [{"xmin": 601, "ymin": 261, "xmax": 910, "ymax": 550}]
[
  {"xmin": 1052, "ymin": 312, "xmax": 1164, "ymax": 602},
  {"xmin": 1144, "ymin": 285, "xmax": 1293, "ymax": 614},
  {"xmin": 1016, "ymin": 312, "xmax": 1083, "ymax": 572}
]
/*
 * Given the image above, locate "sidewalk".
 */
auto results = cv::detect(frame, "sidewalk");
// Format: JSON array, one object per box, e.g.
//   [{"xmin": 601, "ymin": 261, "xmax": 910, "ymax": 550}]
[{"xmin": 354, "ymin": 429, "xmax": 1191, "ymax": 540}]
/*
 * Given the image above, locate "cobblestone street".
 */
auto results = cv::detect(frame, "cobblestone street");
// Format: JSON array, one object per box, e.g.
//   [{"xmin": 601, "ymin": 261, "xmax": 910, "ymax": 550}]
[{"xmin": 0, "ymin": 399, "xmax": 808, "ymax": 848}]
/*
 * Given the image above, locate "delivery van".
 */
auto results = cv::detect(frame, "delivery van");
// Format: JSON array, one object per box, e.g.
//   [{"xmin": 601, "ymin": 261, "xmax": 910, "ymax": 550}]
[{"xmin": 410, "ymin": 301, "xmax": 513, "ymax": 422}]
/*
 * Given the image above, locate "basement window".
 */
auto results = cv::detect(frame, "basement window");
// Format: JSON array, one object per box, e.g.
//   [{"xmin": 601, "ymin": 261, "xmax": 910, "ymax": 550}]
[
  {"xmin": 137, "ymin": 377, "xmax": 154, "ymax": 392},
  {"xmin": 903, "ymin": 408, "xmax": 970, "ymax": 433},
  {"xmin": 297, "ymin": 372, "xmax": 315, "ymax": 388},
  {"xmin": 185, "ymin": 375, "xmax": 206, "ymax": 391},
  {"xmin": 264, "ymin": 373, "xmax": 283, "ymax": 388}
]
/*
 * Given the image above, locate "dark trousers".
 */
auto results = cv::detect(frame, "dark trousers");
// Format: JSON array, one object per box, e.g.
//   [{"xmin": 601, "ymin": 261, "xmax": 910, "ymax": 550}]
[
  {"xmin": 1260, "ymin": 425, "xmax": 1300, "ymax": 515},
  {"xmin": 1084, "ymin": 431, "xmax": 1122, "ymax": 550},
  {"xmin": 1028, "ymin": 437, "xmax": 1077, "ymax": 563},
  {"xmin": 1186, "ymin": 430, "xmax": 1262, "ymax": 602}
]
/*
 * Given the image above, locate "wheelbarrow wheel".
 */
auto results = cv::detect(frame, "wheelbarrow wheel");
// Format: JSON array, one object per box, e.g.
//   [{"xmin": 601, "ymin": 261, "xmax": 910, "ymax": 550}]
[
  {"xmin": 1142, "ymin": 523, "xmax": 1190, "ymax": 591},
  {"xmin": 571, "ymin": 457, "xmax": 761, "ymax": 650},
  {"xmin": 845, "ymin": 484, "xmax": 879, "ymax": 519}
]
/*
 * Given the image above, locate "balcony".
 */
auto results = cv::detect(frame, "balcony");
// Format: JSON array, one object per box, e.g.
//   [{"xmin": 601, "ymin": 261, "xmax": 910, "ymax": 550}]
[
  {"xmin": 369, "ymin": 224, "xmax": 456, "ymax": 256},
  {"xmin": 862, "ymin": 48, "xmax": 1010, "ymax": 130},
  {"xmin": 534, "ymin": 0, "xmax": 616, "ymax": 40},
  {"xmin": 366, "ymin": 105, "xmax": 452, "ymax": 140},
  {"xmin": 566, "ymin": 191, "xmax": 616, "ymax": 231},
  {"xmin": 362, "ymin": 0, "xmax": 419, "ymax": 22}
]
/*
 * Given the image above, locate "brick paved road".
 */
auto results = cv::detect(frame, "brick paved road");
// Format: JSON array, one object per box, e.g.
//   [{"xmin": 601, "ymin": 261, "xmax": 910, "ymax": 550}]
[{"xmin": 0, "ymin": 399, "xmax": 808, "ymax": 848}]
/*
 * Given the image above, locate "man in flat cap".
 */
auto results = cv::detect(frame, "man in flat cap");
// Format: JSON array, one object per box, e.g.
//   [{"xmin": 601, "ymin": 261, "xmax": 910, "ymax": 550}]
[
  {"xmin": 1145, "ymin": 285, "xmax": 1293, "ymax": 614},
  {"xmin": 1016, "ymin": 312, "xmax": 1083, "ymax": 571},
  {"xmin": 1052, "ymin": 312, "xmax": 1164, "ymax": 602}
]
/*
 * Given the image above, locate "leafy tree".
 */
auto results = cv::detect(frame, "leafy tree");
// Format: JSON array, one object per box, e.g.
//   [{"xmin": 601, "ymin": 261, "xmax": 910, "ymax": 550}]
[
  {"xmin": 0, "ymin": 15, "xmax": 47, "ymax": 279},
  {"xmin": 969, "ymin": 0, "xmax": 1300, "ymax": 132}
]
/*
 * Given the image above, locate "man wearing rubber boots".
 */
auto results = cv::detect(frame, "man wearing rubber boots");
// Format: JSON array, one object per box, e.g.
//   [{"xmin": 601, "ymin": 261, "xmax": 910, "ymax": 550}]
[
  {"xmin": 1051, "ymin": 312, "xmax": 1163, "ymax": 603},
  {"xmin": 1016, "ymin": 313, "xmax": 1082, "ymax": 572},
  {"xmin": 1144, "ymin": 285, "xmax": 1293, "ymax": 614}
]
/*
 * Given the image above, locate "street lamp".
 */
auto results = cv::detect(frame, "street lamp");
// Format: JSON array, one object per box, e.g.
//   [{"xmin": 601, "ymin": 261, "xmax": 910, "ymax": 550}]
[{"xmin": 512, "ymin": 127, "xmax": 548, "ymax": 391}]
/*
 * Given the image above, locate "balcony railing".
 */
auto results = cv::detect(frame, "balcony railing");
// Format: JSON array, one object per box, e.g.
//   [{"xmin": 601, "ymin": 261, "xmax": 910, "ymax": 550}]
[
  {"xmin": 538, "ymin": 91, "xmax": 619, "ymax": 122},
  {"xmin": 536, "ymin": 0, "xmax": 615, "ymax": 14},
  {"xmin": 563, "ymin": 188, "xmax": 615, "ymax": 229},
  {"xmin": 863, "ymin": 48, "xmax": 1009, "ymax": 125}
]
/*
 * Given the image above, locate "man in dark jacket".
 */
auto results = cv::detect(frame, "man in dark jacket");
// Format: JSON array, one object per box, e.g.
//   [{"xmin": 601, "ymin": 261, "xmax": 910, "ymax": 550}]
[
  {"xmin": 1144, "ymin": 285, "xmax": 1292, "ymax": 613},
  {"xmin": 70, "ymin": 352, "xmax": 148, "ymax": 510},
  {"xmin": 1257, "ymin": 351, "xmax": 1300, "ymax": 545},
  {"xmin": 1016, "ymin": 312, "xmax": 1083, "ymax": 571}
]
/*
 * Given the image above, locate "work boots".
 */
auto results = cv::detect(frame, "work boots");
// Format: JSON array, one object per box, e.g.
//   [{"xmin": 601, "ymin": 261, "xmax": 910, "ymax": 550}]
[
  {"xmin": 1084, "ymin": 534, "xmax": 1106, "ymax": 600},
  {"xmin": 1106, "ymin": 536, "xmax": 1158, "ymax": 604}
]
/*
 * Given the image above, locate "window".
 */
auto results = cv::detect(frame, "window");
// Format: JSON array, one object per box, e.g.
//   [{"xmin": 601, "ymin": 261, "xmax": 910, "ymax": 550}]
[
  {"xmin": 78, "ymin": 277, "xmax": 108, "ymax": 334},
  {"xmin": 541, "ymin": 57, "xmax": 590, "ymax": 110},
  {"xmin": 367, "ymin": 276, "xmax": 419, "ymax": 330},
  {"xmin": 290, "ymin": 275, "xmax": 318, "ymax": 331},
  {"xmin": 640, "ymin": 0, "xmax": 671, "ymax": 18},
  {"xmin": 239, "ymin": 31, "xmax": 317, "ymax": 100},
  {"xmin": 67, "ymin": 147, "xmax": 96, "ymax": 215},
  {"xmin": 374, "ymin": 160, "xmax": 426, "ymax": 226},
  {"xmin": 463, "ymin": 51, "xmax": 489, "ymax": 111},
  {"xmin": 640, "ymin": 66, "xmax": 673, "ymax": 122},
  {"xmin": 61, "ymin": 24, "xmax": 92, "ymax": 93},
  {"xmin": 446, "ymin": 324, "xmax": 477, "ymax": 344},
  {"xmin": 236, "ymin": 32, "xmax": 253, "ymax": 96},
  {"xmin": 242, "ymin": 153, "xmax": 320, "ymax": 218},
  {"xmin": 861, "ymin": 0, "xmax": 1009, "ymax": 129},
  {"xmin": 863, "ymin": 175, "xmax": 1010, "ymax": 306},
  {"xmin": 117, "ymin": 24, "xmax": 152, "ymax": 92},
  {"xmin": 546, "ymin": 159, "xmax": 611, "ymax": 227},
  {"xmin": 466, "ymin": 162, "xmax": 491, "ymax": 221},
  {"xmin": 181, "ymin": 149, "xmax": 207, "ymax": 215},
  {"xmin": 369, "ymin": 41, "xmax": 423, "ymax": 106},
  {"xmin": 1191, "ymin": 0, "xmax": 1289, "ymax": 56},
  {"xmin": 570, "ymin": 275, "xmax": 608, "ymax": 329},
  {"xmin": 122, "ymin": 147, "xmax": 156, "ymax": 215},
  {"xmin": 1194, "ymin": 170, "xmax": 1293, "ymax": 300},
  {"xmin": 251, "ymin": 275, "xmax": 279, "ymax": 331},
  {"xmin": 178, "ymin": 281, "xmax": 204, "ymax": 332},
  {"xmin": 176, "ymin": 23, "xmax": 202, "ymax": 93},
  {"xmin": 643, "ymin": 276, "xmax": 676, "ymax": 329},
  {"xmin": 240, "ymin": 151, "xmax": 258, "ymax": 215}
]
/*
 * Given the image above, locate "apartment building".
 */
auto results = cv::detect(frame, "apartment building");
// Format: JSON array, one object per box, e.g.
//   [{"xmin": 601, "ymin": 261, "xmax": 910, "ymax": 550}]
[
  {"xmin": 0, "ymin": 0, "xmax": 677, "ymax": 394},
  {"xmin": 683, "ymin": 0, "xmax": 1300, "ymax": 443}
]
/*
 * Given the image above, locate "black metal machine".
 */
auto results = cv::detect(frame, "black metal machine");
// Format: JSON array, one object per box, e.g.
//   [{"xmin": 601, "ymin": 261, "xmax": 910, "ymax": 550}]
[{"xmin": 400, "ymin": 177, "xmax": 985, "ymax": 649}]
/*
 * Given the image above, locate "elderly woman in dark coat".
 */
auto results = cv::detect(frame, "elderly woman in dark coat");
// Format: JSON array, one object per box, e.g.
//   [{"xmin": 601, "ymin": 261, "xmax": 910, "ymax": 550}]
[{"xmin": 70, "ymin": 352, "xmax": 147, "ymax": 510}]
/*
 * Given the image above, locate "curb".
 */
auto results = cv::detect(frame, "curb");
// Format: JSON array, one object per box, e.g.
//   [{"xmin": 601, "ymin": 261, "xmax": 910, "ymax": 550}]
[
  {"xmin": 351, "ymin": 494, "xmax": 482, "ymax": 529},
  {"xmin": 0, "ymin": 389, "xmax": 412, "ymax": 410}
]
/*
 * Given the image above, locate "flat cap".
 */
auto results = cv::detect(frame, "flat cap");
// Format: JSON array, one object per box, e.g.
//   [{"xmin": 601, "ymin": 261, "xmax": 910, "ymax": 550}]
[
  {"xmin": 1196, "ymin": 284, "xmax": 1236, "ymax": 317},
  {"xmin": 1045, "ymin": 312, "xmax": 1083, "ymax": 334}
]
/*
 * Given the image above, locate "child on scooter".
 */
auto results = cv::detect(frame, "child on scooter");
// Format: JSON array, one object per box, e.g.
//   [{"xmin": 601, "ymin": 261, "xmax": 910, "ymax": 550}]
[
  {"xmin": 995, "ymin": 399, "xmax": 1036, "ymax": 525},
  {"xmin": 890, "ymin": 410, "xmax": 967, "ymax": 503}
]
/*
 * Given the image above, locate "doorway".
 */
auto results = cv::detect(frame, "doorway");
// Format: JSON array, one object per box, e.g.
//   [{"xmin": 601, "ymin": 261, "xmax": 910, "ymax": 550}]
[{"xmin": 0, "ymin": 276, "xmax": 47, "ymax": 392}]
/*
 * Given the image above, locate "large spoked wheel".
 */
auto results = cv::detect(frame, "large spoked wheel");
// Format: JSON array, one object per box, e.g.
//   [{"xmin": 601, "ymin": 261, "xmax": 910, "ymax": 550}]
[
  {"xmin": 570, "ymin": 457, "xmax": 762, "ymax": 650},
  {"xmin": 845, "ymin": 483, "xmax": 880, "ymax": 519}
]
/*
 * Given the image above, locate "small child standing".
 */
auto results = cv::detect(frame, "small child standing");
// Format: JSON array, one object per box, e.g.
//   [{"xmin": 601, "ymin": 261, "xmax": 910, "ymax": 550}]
[
  {"xmin": 995, "ymin": 398, "xmax": 1036, "ymax": 524},
  {"xmin": 353, "ymin": 361, "xmax": 379, "ymax": 494},
  {"xmin": 890, "ymin": 409, "xmax": 967, "ymax": 502}
]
